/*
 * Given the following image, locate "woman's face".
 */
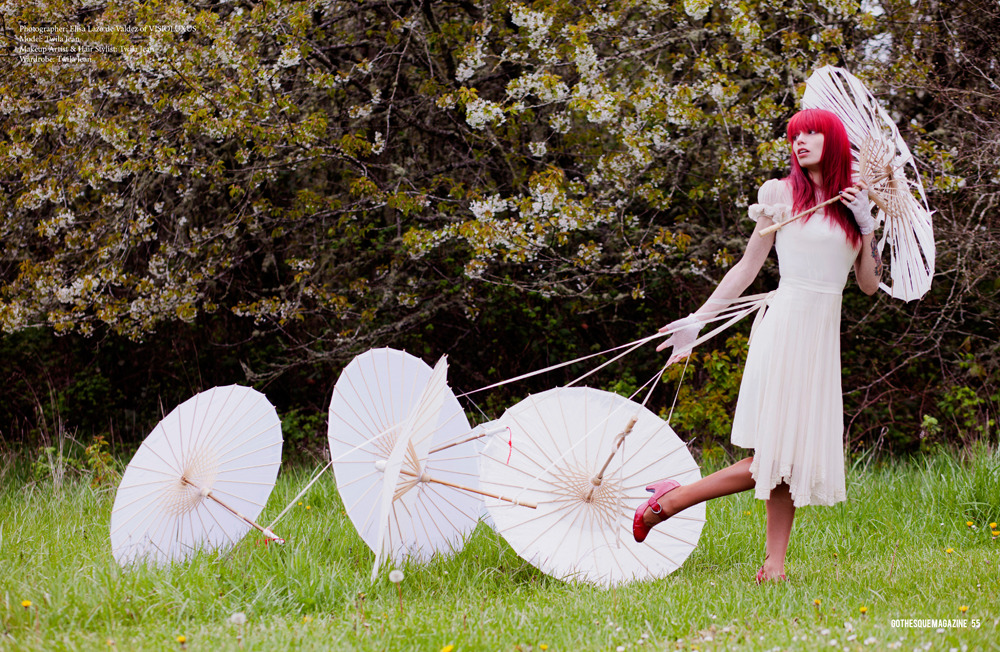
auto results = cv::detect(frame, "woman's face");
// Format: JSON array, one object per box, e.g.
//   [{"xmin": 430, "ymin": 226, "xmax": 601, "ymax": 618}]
[{"xmin": 792, "ymin": 129, "xmax": 825, "ymax": 171}]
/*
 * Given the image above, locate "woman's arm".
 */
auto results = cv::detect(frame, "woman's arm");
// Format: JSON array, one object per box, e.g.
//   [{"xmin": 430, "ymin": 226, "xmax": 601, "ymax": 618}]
[
  {"xmin": 656, "ymin": 217, "xmax": 776, "ymax": 356},
  {"xmin": 853, "ymin": 232, "xmax": 882, "ymax": 295},
  {"xmin": 840, "ymin": 181, "xmax": 881, "ymax": 295}
]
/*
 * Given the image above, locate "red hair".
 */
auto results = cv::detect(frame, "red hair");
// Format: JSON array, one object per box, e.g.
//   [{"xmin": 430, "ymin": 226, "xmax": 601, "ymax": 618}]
[{"xmin": 785, "ymin": 109, "xmax": 861, "ymax": 247}]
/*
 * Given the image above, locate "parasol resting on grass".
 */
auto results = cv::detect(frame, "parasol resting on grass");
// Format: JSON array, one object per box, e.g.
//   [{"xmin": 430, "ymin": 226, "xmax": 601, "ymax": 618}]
[
  {"xmin": 480, "ymin": 386, "xmax": 705, "ymax": 586},
  {"xmin": 110, "ymin": 385, "xmax": 283, "ymax": 567},
  {"xmin": 328, "ymin": 348, "xmax": 524, "ymax": 580}
]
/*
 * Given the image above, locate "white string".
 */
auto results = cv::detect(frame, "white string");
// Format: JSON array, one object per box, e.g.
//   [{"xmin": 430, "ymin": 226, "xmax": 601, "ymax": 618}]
[
  {"xmin": 666, "ymin": 355, "xmax": 692, "ymax": 425},
  {"xmin": 267, "ymin": 460, "xmax": 333, "ymax": 530},
  {"xmin": 505, "ymin": 293, "xmax": 772, "ymax": 501}
]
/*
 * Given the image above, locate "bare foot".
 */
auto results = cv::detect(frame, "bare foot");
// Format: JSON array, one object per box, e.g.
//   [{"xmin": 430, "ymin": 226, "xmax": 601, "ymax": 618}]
[{"xmin": 756, "ymin": 556, "xmax": 787, "ymax": 583}]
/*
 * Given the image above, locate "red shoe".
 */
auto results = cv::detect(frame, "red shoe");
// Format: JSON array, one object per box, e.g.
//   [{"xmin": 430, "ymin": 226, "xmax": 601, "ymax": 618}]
[{"xmin": 632, "ymin": 479, "xmax": 680, "ymax": 543}]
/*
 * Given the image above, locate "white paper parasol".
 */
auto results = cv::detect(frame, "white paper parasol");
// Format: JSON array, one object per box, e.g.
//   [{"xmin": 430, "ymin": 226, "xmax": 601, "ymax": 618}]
[
  {"xmin": 801, "ymin": 65, "xmax": 936, "ymax": 301},
  {"xmin": 480, "ymin": 386, "xmax": 705, "ymax": 586},
  {"xmin": 110, "ymin": 385, "xmax": 283, "ymax": 566},
  {"xmin": 329, "ymin": 348, "xmax": 499, "ymax": 577}
]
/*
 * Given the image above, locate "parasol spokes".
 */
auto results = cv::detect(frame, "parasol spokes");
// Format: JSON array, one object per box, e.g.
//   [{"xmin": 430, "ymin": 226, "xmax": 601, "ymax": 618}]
[{"xmin": 180, "ymin": 476, "xmax": 284, "ymax": 544}]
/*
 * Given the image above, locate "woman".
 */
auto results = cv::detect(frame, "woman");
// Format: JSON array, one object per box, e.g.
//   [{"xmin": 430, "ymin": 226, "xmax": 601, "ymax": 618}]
[{"xmin": 633, "ymin": 108, "xmax": 882, "ymax": 582}]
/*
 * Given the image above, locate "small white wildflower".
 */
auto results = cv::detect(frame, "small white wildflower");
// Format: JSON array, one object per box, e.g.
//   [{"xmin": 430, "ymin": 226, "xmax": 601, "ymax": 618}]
[
  {"xmin": 388, "ymin": 570, "xmax": 404, "ymax": 583},
  {"xmin": 229, "ymin": 612, "xmax": 247, "ymax": 625}
]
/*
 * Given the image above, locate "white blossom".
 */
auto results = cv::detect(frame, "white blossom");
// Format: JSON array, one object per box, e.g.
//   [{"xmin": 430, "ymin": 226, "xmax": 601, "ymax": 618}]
[
  {"xmin": 683, "ymin": 0, "xmax": 712, "ymax": 20},
  {"xmin": 464, "ymin": 97, "xmax": 505, "ymax": 130},
  {"xmin": 549, "ymin": 112, "xmax": 571, "ymax": 134},
  {"xmin": 510, "ymin": 4, "xmax": 552, "ymax": 49},
  {"xmin": 276, "ymin": 46, "xmax": 301, "ymax": 68},
  {"xmin": 456, "ymin": 31, "xmax": 490, "ymax": 82},
  {"xmin": 372, "ymin": 131, "xmax": 386, "ymax": 155},
  {"xmin": 470, "ymin": 194, "xmax": 509, "ymax": 221}
]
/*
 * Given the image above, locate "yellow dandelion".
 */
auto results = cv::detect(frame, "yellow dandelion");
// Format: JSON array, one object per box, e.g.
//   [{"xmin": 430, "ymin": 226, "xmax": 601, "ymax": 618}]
[
  {"xmin": 990, "ymin": 522, "xmax": 997, "ymax": 529},
  {"xmin": 860, "ymin": 606, "xmax": 868, "ymax": 614},
  {"xmin": 441, "ymin": 646, "xmax": 455, "ymax": 652},
  {"xmin": 945, "ymin": 548, "xmax": 954, "ymax": 554},
  {"xmin": 966, "ymin": 521, "xmax": 974, "ymax": 527},
  {"xmin": 540, "ymin": 646, "xmax": 549, "ymax": 651},
  {"xmin": 176, "ymin": 635, "xmax": 186, "ymax": 644},
  {"xmin": 303, "ymin": 615, "xmax": 313, "ymax": 624},
  {"xmin": 991, "ymin": 530, "xmax": 999, "ymax": 537},
  {"xmin": 959, "ymin": 605, "xmax": 968, "ymax": 613},
  {"xmin": 306, "ymin": 505, "xmax": 312, "ymax": 510},
  {"xmin": 744, "ymin": 510, "xmax": 751, "ymax": 516},
  {"xmin": 298, "ymin": 502, "xmax": 303, "ymax": 506},
  {"xmin": 21, "ymin": 600, "xmax": 31, "ymax": 608},
  {"xmin": 813, "ymin": 598, "xmax": 821, "ymax": 606}
]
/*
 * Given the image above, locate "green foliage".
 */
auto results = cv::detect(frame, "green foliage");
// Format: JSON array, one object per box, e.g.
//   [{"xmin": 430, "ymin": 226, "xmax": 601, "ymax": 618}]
[
  {"xmin": 84, "ymin": 434, "xmax": 119, "ymax": 488},
  {"xmin": 281, "ymin": 408, "xmax": 327, "ymax": 464},
  {"xmin": 938, "ymin": 385, "xmax": 992, "ymax": 442},
  {"xmin": 603, "ymin": 370, "xmax": 638, "ymax": 399},
  {"xmin": 2, "ymin": 0, "xmax": 1000, "ymax": 455},
  {"xmin": 31, "ymin": 443, "xmax": 83, "ymax": 485},
  {"xmin": 659, "ymin": 334, "xmax": 749, "ymax": 447},
  {"xmin": 959, "ymin": 443, "xmax": 1000, "ymax": 524}
]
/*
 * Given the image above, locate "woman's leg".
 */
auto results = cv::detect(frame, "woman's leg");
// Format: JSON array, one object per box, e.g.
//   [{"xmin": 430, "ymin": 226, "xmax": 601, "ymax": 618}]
[
  {"xmin": 643, "ymin": 456, "xmax": 756, "ymax": 526},
  {"xmin": 760, "ymin": 482, "xmax": 796, "ymax": 580}
]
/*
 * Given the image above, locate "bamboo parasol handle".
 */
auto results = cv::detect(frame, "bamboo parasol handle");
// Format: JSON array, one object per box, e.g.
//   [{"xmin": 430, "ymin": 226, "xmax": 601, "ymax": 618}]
[
  {"xmin": 758, "ymin": 196, "xmax": 840, "ymax": 236},
  {"xmin": 584, "ymin": 415, "xmax": 638, "ymax": 502},
  {"xmin": 758, "ymin": 171, "xmax": 894, "ymax": 237},
  {"xmin": 182, "ymin": 477, "xmax": 285, "ymax": 543},
  {"xmin": 397, "ymin": 468, "xmax": 538, "ymax": 508},
  {"xmin": 428, "ymin": 425, "xmax": 507, "ymax": 455}
]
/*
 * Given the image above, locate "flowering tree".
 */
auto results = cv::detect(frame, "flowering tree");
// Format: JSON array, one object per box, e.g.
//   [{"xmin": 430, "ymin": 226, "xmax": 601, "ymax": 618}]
[{"xmin": 2, "ymin": 0, "xmax": 998, "ymax": 445}]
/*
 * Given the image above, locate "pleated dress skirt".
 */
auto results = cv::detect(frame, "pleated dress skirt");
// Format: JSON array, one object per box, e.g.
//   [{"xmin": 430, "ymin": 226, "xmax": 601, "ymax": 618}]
[{"xmin": 731, "ymin": 277, "xmax": 848, "ymax": 507}]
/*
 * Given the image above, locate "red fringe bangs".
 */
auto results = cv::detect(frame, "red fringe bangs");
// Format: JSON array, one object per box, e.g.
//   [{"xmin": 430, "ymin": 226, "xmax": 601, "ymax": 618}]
[{"xmin": 785, "ymin": 109, "xmax": 861, "ymax": 247}]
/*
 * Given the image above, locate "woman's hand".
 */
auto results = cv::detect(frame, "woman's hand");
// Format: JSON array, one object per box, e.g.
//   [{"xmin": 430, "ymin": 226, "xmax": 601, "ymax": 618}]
[
  {"xmin": 840, "ymin": 180, "xmax": 874, "ymax": 234},
  {"xmin": 656, "ymin": 314, "xmax": 702, "ymax": 364}
]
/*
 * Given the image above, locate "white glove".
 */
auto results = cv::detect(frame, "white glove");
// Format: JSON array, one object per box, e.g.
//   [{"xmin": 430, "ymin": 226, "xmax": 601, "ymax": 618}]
[
  {"xmin": 842, "ymin": 185, "xmax": 874, "ymax": 235},
  {"xmin": 656, "ymin": 314, "xmax": 702, "ymax": 361}
]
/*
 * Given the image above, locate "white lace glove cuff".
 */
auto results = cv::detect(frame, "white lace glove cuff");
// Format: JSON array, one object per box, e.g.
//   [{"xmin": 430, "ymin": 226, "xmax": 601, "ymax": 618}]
[
  {"xmin": 843, "ymin": 187, "xmax": 874, "ymax": 235},
  {"xmin": 666, "ymin": 313, "xmax": 702, "ymax": 358}
]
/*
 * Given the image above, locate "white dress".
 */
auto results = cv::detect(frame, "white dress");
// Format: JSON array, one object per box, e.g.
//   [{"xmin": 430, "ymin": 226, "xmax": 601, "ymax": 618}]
[{"xmin": 731, "ymin": 179, "xmax": 860, "ymax": 507}]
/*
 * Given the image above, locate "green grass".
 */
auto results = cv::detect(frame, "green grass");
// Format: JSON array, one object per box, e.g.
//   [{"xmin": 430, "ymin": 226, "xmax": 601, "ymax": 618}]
[{"xmin": 1, "ymin": 448, "xmax": 998, "ymax": 651}]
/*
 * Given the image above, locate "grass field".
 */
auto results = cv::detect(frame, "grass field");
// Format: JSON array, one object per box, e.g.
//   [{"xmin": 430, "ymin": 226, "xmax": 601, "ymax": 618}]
[{"xmin": 1, "ymin": 446, "xmax": 998, "ymax": 651}]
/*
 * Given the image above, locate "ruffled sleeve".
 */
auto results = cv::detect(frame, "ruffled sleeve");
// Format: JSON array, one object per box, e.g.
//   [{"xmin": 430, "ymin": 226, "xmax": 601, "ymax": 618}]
[{"xmin": 747, "ymin": 178, "xmax": 793, "ymax": 224}]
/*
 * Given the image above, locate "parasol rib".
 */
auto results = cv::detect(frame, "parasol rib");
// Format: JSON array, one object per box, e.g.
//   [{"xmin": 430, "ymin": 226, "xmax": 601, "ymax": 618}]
[{"xmin": 181, "ymin": 477, "xmax": 284, "ymax": 543}]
